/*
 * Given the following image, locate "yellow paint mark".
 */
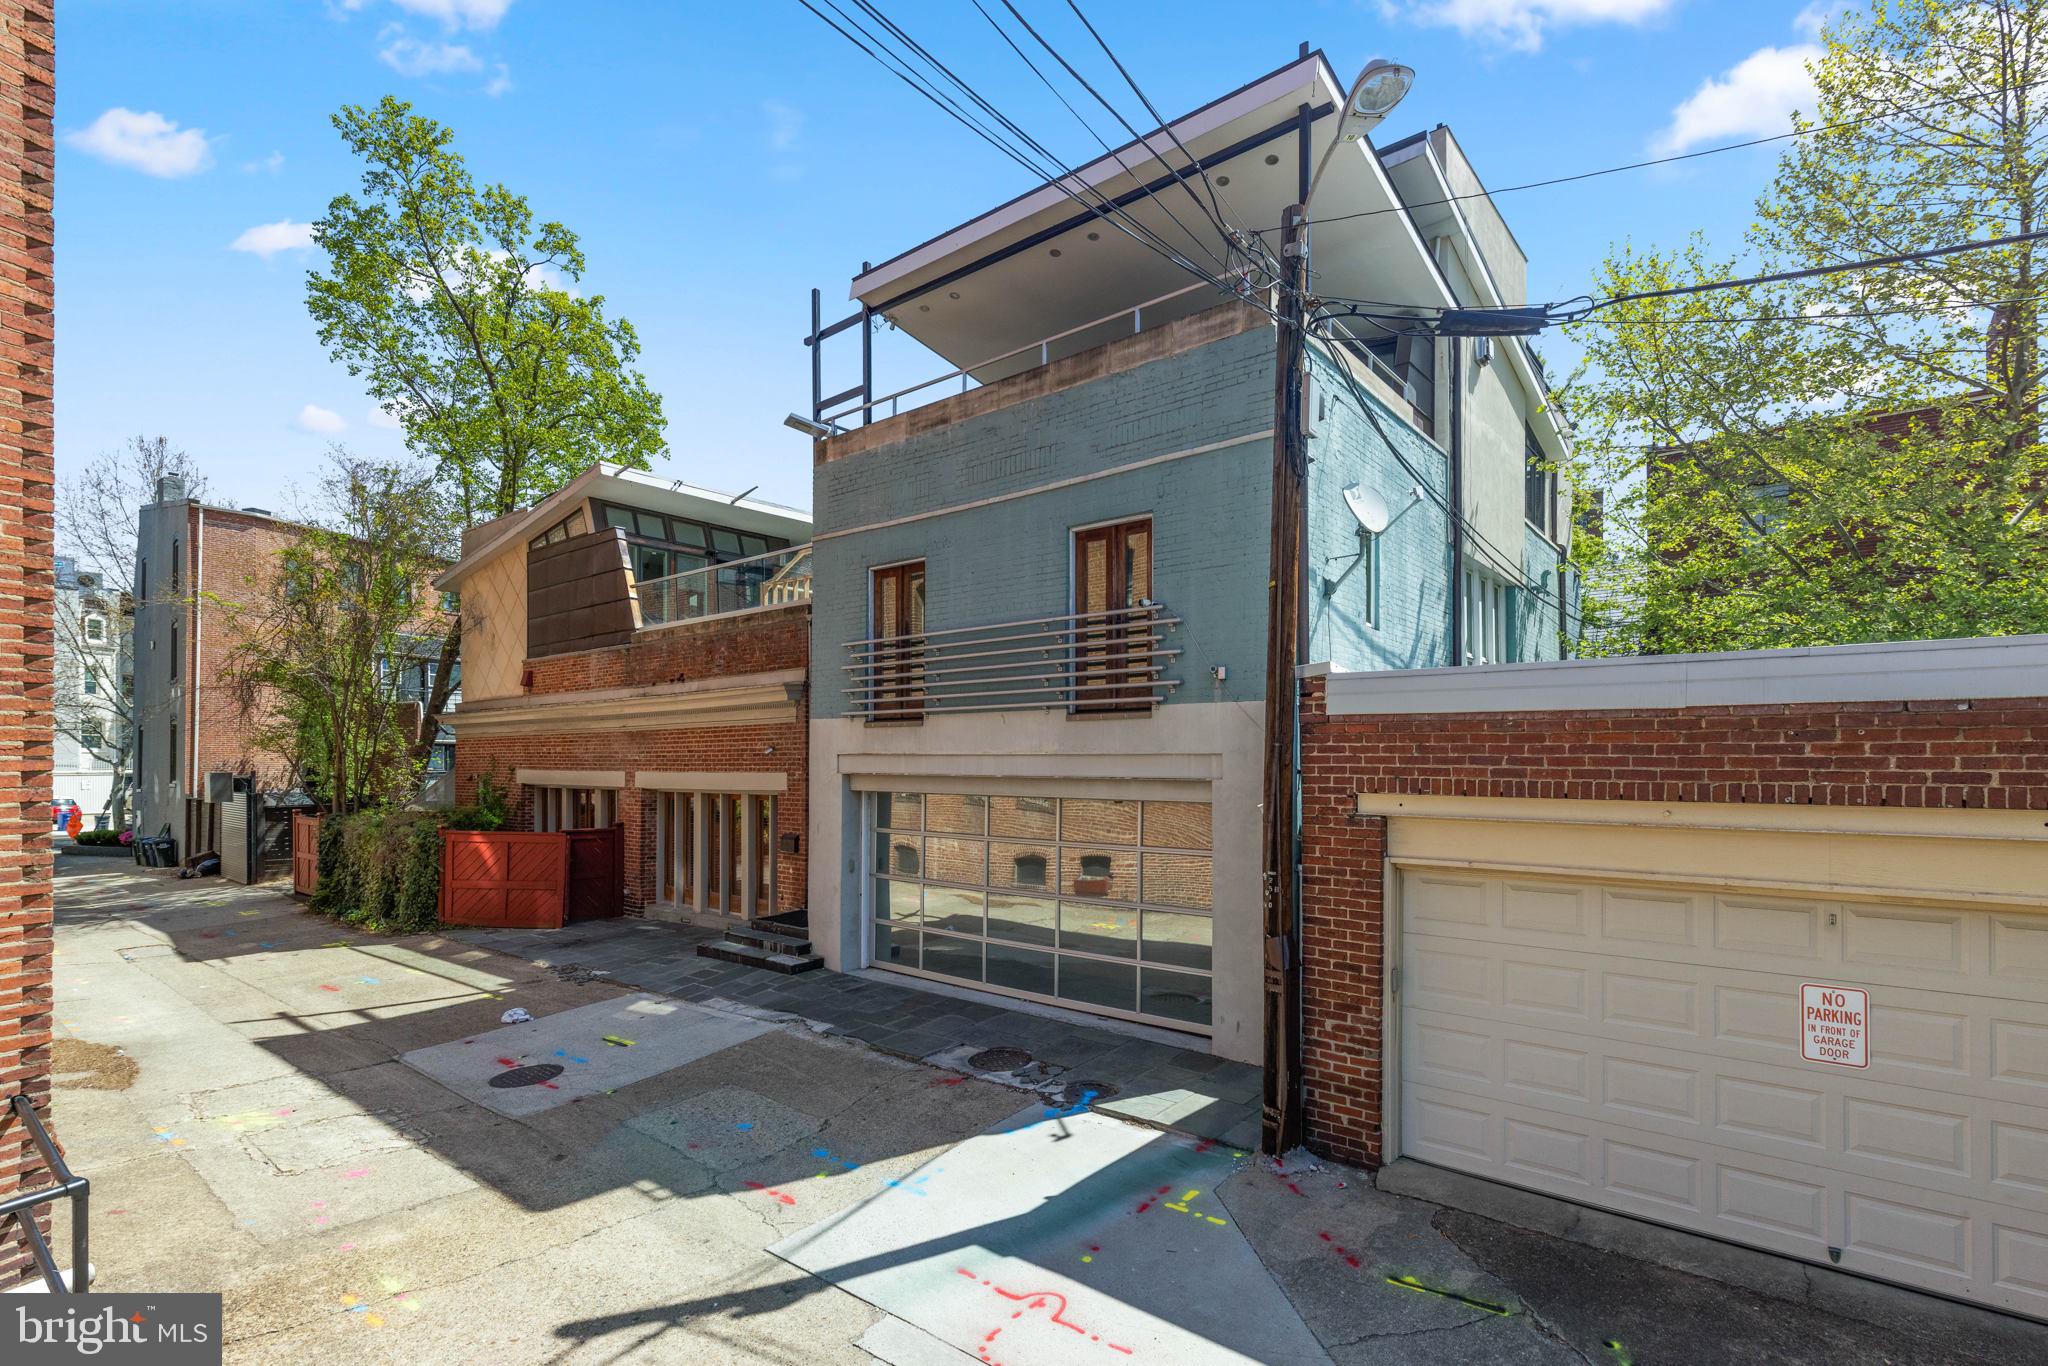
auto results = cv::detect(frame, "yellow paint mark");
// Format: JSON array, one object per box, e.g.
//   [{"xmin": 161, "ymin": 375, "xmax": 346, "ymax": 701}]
[
  {"xmin": 340, "ymin": 1295, "xmax": 359, "ymax": 1308},
  {"xmin": 364, "ymin": 1313, "xmax": 385, "ymax": 1327},
  {"xmin": 1080, "ymin": 1255, "xmax": 1093, "ymax": 1263},
  {"xmin": 1205, "ymin": 1216, "xmax": 1227, "ymax": 1225},
  {"xmin": 1181, "ymin": 1189, "xmax": 1200, "ymax": 1201},
  {"xmin": 1164, "ymin": 1203, "xmax": 1189, "ymax": 1213}
]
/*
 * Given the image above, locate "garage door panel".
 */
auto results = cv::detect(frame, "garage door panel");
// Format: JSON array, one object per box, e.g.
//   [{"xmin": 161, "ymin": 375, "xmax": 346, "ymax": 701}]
[
  {"xmin": 1399, "ymin": 865, "xmax": 2048, "ymax": 1318},
  {"xmin": 1409, "ymin": 1002, "xmax": 2048, "ymax": 1202}
]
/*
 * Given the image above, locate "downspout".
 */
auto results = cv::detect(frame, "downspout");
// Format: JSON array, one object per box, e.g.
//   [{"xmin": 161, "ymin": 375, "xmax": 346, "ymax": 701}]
[
  {"xmin": 191, "ymin": 506, "xmax": 203, "ymax": 798},
  {"xmin": 1447, "ymin": 339, "xmax": 1465, "ymax": 665}
]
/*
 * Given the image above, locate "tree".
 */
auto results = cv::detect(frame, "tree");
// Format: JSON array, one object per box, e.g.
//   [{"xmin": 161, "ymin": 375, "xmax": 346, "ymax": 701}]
[
  {"xmin": 220, "ymin": 454, "xmax": 455, "ymax": 816},
  {"xmin": 306, "ymin": 94, "xmax": 667, "ymax": 755},
  {"xmin": 55, "ymin": 435, "xmax": 208, "ymax": 824},
  {"xmin": 1560, "ymin": 0, "xmax": 2048, "ymax": 654}
]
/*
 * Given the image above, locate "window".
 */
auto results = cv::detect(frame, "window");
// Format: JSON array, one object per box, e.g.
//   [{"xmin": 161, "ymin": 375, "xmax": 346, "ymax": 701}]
[
  {"xmin": 137, "ymin": 558, "xmax": 148, "ymax": 599},
  {"xmin": 870, "ymin": 792, "xmax": 1215, "ymax": 1030},
  {"xmin": 596, "ymin": 502, "xmax": 785, "ymax": 567},
  {"xmin": 169, "ymin": 721, "xmax": 179, "ymax": 785},
  {"xmin": 438, "ymin": 591, "xmax": 460, "ymax": 615},
  {"xmin": 82, "ymin": 714, "xmax": 104, "ymax": 749},
  {"xmin": 1460, "ymin": 567, "xmax": 1510, "ymax": 665},
  {"xmin": 84, "ymin": 615, "xmax": 106, "ymax": 642},
  {"xmin": 170, "ymin": 540, "xmax": 182, "ymax": 595},
  {"xmin": 170, "ymin": 626, "xmax": 179, "ymax": 679},
  {"xmin": 1072, "ymin": 518, "xmax": 1153, "ymax": 711},
  {"xmin": 868, "ymin": 561, "xmax": 926, "ymax": 719},
  {"xmin": 1525, "ymin": 426, "xmax": 1556, "ymax": 539},
  {"xmin": 83, "ymin": 668, "xmax": 97, "ymax": 696},
  {"xmin": 528, "ymin": 509, "xmax": 587, "ymax": 549},
  {"xmin": 657, "ymin": 790, "xmax": 778, "ymax": 919},
  {"xmin": 530, "ymin": 786, "xmax": 617, "ymax": 832},
  {"xmin": 1744, "ymin": 482, "xmax": 1792, "ymax": 535}
]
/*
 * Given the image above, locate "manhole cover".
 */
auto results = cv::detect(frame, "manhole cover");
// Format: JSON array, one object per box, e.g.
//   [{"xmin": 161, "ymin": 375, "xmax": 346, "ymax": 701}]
[
  {"xmin": 1060, "ymin": 1079, "xmax": 1117, "ymax": 1106},
  {"xmin": 488, "ymin": 1063, "xmax": 565, "ymax": 1089},
  {"xmin": 968, "ymin": 1046, "xmax": 1033, "ymax": 1073}
]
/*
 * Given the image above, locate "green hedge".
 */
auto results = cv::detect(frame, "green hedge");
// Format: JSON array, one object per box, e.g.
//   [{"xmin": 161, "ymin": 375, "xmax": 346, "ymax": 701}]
[
  {"xmin": 74, "ymin": 828, "xmax": 124, "ymax": 847},
  {"xmin": 309, "ymin": 808, "xmax": 449, "ymax": 934}
]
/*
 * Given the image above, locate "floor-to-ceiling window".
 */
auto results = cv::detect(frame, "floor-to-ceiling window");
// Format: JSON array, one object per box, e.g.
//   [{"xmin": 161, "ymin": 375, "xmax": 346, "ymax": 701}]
[{"xmin": 656, "ymin": 790, "xmax": 778, "ymax": 920}]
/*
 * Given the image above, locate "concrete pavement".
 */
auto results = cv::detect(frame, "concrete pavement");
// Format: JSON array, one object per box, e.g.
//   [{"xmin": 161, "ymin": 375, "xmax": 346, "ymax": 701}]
[{"xmin": 42, "ymin": 860, "xmax": 2047, "ymax": 1364}]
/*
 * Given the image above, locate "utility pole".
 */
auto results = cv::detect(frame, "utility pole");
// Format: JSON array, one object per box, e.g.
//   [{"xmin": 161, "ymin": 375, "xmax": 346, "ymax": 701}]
[{"xmin": 1259, "ymin": 197, "xmax": 1309, "ymax": 1157}]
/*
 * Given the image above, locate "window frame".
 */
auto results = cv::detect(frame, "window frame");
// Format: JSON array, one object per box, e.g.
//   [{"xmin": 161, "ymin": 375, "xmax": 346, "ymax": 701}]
[
  {"xmin": 867, "ymin": 559, "xmax": 927, "ymax": 721},
  {"xmin": 1069, "ymin": 516, "xmax": 1155, "ymax": 712}
]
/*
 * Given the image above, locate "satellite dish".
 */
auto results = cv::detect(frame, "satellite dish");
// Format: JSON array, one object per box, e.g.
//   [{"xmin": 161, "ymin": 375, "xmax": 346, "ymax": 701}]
[{"xmin": 1343, "ymin": 484, "xmax": 1392, "ymax": 535}]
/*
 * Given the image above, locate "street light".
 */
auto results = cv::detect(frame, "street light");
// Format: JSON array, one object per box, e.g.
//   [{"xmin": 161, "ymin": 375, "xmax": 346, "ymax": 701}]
[{"xmin": 1305, "ymin": 58, "xmax": 1416, "ymax": 207}]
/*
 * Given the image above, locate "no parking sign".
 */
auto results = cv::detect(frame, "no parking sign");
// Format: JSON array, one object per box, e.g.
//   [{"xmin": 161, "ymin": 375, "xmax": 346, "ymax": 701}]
[{"xmin": 1801, "ymin": 982, "xmax": 1868, "ymax": 1068}]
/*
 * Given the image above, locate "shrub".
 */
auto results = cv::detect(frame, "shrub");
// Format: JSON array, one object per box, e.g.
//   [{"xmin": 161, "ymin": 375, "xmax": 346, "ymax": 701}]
[
  {"xmin": 74, "ymin": 829, "xmax": 123, "ymax": 846},
  {"xmin": 311, "ymin": 807, "xmax": 445, "ymax": 933}
]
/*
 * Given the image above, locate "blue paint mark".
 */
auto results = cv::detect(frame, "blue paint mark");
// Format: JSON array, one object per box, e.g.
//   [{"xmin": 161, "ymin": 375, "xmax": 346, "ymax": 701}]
[
  {"xmin": 810, "ymin": 1147, "xmax": 861, "ymax": 1172},
  {"xmin": 553, "ymin": 1050, "xmax": 590, "ymax": 1065},
  {"xmin": 735, "ymin": 1122, "xmax": 754, "ymax": 1131},
  {"xmin": 884, "ymin": 1167, "xmax": 939, "ymax": 1198},
  {"xmin": 1043, "ymin": 1089, "xmax": 1099, "ymax": 1120},
  {"xmin": 358, "ymin": 977, "xmax": 379, "ymax": 985},
  {"xmin": 259, "ymin": 942, "xmax": 277, "ymax": 949}
]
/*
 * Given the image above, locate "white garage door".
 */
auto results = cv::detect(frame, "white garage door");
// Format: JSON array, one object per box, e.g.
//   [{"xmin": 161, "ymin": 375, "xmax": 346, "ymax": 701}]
[{"xmin": 1398, "ymin": 867, "xmax": 2048, "ymax": 1318}]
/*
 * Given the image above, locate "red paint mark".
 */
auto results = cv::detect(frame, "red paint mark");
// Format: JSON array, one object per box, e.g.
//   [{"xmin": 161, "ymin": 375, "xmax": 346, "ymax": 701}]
[
  {"xmin": 318, "ymin": 984, "xmax": 340, "ymax": 992},
  {"xmin": 1344, "ymin": 1255, "xmax": 1361, "ymax": 1268},
  {"xmin": 741, "ymin": 1179, "xmax": 796, "ymax": 1207},
  {"xmin": 928, "ymin": 1075, "xmax": 968, "ymax": 1088},
  {"xmin": 953, "ymin": 1270, "xmax": 1136, "ymax": 1359},
  {"xmin": 496, "ymin": 1057, "xmax": 517, "ymax": 1067},
  {"xmin": 1134, "ymin": 1201, "xmax": 1152, "ymax": 1214},
  {"xmin": 1285, "ymin": 1182, "xmax": 1305, "ymax": 1197},
  {"xmin": 1318, "ymin": 1232, "xmax": 1332, "ymax": 1241},
  {"xmin": 1193, "ymin": 1139, "xmax": 1214, "ymax": 1153},
  {"xmin": 1156, "ymin": 1185, "xmax": 1171, "ymax": 1194}
]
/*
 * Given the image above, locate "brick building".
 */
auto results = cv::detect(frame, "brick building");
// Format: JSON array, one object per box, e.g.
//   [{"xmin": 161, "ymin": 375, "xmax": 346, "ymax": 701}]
[
  {"xmin": 0, "ymin": 0, "xmax": 55, "ymax": 1291},
  {"xmin": 1296, "ymin": 636, "xmax": 2048, "ymax": 1320},
  {"xmin": 440, "ymin": 461, "xmax": 813, "ymax": 923},
  {"xmin": 131, "ymin": 482, "xmax": 316, "ymax": 853}
]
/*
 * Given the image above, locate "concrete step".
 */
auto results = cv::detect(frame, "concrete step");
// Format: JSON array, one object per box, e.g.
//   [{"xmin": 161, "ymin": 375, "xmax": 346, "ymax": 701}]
[
  {"xmin": 695, "ymin": 938, "xmax": 823, "ymax": 975},
  {"xmin": 725, "ymin": 923, "xmax": 814, "ymax": 956}
]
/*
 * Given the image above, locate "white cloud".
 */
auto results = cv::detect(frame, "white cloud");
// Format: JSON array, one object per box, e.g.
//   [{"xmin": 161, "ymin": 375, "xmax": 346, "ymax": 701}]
[
  {"xmin": 390, "ymin": 0, "xmax": 515, "ymax": 30},
  {"xmin": 1794, "ymin": 2, "xmax": 1850, "ymax": 39},
  {"xmin": 367, "ymin": 402, "xmax": 405, "ymax": 430},
  {"xmin": 1651, "ymin": 43, "xmax": 1821, "ymax": 155},
  {"xmin": 379, "ymin": 30, "xmax": 484, "ymax": 76},
  {"xmin": 241, "ymin": 150, "xmax": 285, "ymax": 175},
  {"xmin": 764, "ymin": 100, "xmax": 803, "ymax": 152},
  {"xmin": 66, "ymin": 108, "xmax": 212, "ymax": 178},
  {"xmin": 1391, "ymin": 0, "xmax": 1677, "ymax": 52},
  {"xmin": 294, "ymin": 404, "xmax": 347, "ymax": 434},
  {"xmin": 485, "ymin": 64, "xmax": 513, "ymax": 97},
  {"xmin": 229, "ymin": 220, "xmax": 315, "ymax": 260}
]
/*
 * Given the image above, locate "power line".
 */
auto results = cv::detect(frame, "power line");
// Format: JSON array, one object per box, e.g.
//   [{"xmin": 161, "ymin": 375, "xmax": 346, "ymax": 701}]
[
  {"xmin": 793, "ymin": 0, "xmax": 1263, "ymax": 311},
  {"xmin": 1265, "ymin": 78, "xmax": 2048, "ymax": 234}
]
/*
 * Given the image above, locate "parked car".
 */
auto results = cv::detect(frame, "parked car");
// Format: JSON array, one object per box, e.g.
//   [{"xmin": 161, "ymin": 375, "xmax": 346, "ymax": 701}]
[{"xmin": 50, "ymin": 797, "xmax": 80, "ymax": 831}]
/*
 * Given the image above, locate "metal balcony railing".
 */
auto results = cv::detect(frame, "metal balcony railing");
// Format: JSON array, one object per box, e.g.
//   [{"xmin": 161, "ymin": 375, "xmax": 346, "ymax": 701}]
[
  {"xmin": 639, "ymin": 544, "xmax": 813, "ymax": 628},
  {"xmin": 844, "ymin": 602, "xmax": 1181, "ymax": 719}
]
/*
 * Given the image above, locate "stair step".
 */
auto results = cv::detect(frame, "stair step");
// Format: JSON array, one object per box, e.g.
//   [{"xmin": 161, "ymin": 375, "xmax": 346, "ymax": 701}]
[
  {"xmin": 725, "ymin": 924, "xmax": 814, "ymax": 956},
  {"xmin": 696, "ymin": 939, "xmax": 823, "ymax": 975}
]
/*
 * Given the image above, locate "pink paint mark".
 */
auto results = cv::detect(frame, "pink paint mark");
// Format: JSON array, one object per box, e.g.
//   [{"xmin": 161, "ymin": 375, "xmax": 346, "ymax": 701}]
[
  {"xmin": 1285, "ymin": 1182, "xmax": 1305, "ymax": 1197},
  {"xmin": 310, "ymin": 1200, "xmax": 327, "ymax": 1209},
  {"xmin": 338, "ymin": 1243, "xmax": 356, "ymax": 1251},
  {"xmin": 274, "ymin": 1108, "xmax": 293, "ymax": 1117},
  {"xmin": 741, "ymin": 1180, "xmax": 796, "ymax": 1207},
  {"xmin": 340, "ymin": 1169, "xmax": 369, "ymax": 1180},
  {"xmin": 928, "ymin": 1075, "xmax": 968, "ymax": 1088},
  {"xmin": 318, "ymin": 984, "xmax": 340, "ymax": 992}
]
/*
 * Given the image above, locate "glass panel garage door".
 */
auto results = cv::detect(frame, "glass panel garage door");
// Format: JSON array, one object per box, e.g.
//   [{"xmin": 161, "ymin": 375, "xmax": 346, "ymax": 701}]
[{"xmin": 869, "ymin": 791, "xmax": 1213, "ymax": 1032}]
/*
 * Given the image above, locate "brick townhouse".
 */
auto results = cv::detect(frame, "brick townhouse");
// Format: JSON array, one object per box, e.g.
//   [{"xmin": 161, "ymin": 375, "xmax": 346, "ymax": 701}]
[
  {"xmin": 0, "ymin": 0, "xmax": 55, "ymax": 1291},
  {"xmin": 441, "ymin": 462, "xmax": 814, "ymax": 930},
  {"xmin": 1295, "ymin": 635, "xmax": 2048, "ymax": 1322}
]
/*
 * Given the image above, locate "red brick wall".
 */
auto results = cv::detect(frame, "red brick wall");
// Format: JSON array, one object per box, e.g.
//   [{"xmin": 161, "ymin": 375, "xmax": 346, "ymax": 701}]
[
  {"xmin": 1296, "ymin": 674, "xmax": 2048, "ymax": 1170},
  {"xmin": 190, "ymin": 508, "xmax": 308, "ymax": 790},
  {"xmin": 0, "ymin": 0, "xmax": 54, "ymax": 1290},
  {"xmin": 454, "ymin": 605, "xmax": 811, "ymax": 915},
  {"xmin": 525, "ymin": 604, "xmax": 806, "ymax": 695}
]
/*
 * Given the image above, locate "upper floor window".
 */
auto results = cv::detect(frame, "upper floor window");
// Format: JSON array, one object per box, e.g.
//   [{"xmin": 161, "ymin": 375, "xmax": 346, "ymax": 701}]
[
  {"xmin": 170, "ymin": 540, "xmax": 182, "ymax": 594},
  {"xmin": 170, "ymin": 626, "xmax": 180, "ymax": 679},
  {"xmin": 869, "ymin": 560, "xmax": 927, "ymax": 719},
  {"xmin": 1461, "ymin": 567, "xmax": 1510, "ymax": 666},
  {"xmin": 1745, "ymin": 482, "xmax": 1792, "ymax": 535},
  {"xmin": 597, "ymin": 501, "xmax": 787, "ymax": 585},
  {"xmin": 1073, "ymin": 518, "xmax": 1153, "ymax": 712},
  {"xmin": 1525, "ymin": 426, "xmax": 1556, "ymax": 540},
  {"xmin": 83, "ymin": 669, "xmax": 97, "ymax": 696},
  {"xmin": 84, "ymin": 615, "xmax": 106, "ymax": 642},
  {"xmin": 528, "ymin": 509, "xmax": 587, "ymax": 549},
  {"xmin": 138, "ymin": 558, "xmax": 148, "ymax": 599},
  {"xmin": 81, "ymin": 714, "xmax": 104, "ymax": 749}
]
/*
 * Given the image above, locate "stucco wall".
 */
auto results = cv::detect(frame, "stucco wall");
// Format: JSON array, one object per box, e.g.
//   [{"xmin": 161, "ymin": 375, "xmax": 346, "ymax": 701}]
[{"xmin": 459, "ymin": 541, "xmax": 528, "ymax": 703}]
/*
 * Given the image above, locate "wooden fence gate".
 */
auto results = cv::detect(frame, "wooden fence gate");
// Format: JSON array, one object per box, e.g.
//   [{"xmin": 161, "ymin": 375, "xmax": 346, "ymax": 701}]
[
  {"xmin": 439, "ymin": 826, "xmax": 624, "ymax": 929},
  {"xmin": 291, "ymin": 813, "xmax": 321, "ymax": 896}
]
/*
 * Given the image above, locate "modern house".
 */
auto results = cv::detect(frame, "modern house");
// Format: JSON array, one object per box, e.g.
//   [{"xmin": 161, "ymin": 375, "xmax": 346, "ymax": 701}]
[
  {"xmin": 52, "ymin": 555, "xmax": 125, "ymax": 820},
  {"xmin": 131, "ymin": 478, "xmax": 323, "ymax": 851},
  {"xmin": 439, "ymin": 463, "xmax": 815, "ymax": 928},
  {"xmin": 800, "ymin": 51, "xmax": 1576, "ymax": 1062}
]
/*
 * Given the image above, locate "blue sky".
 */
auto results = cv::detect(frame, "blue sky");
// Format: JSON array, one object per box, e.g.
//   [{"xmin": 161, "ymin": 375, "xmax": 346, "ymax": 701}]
[{"xmin": 59, "ymin": 0, "xmax": 1837, "ymax": 516}]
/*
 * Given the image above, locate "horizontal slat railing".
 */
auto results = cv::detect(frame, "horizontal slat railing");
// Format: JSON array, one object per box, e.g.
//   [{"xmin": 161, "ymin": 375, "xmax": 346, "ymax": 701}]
[{"xmin": 845, "ymin": 602, "xmax": 1180, "ymax": 719}]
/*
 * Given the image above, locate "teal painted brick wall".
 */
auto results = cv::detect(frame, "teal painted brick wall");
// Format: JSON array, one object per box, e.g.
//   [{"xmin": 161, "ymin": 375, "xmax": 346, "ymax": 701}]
[
  {"xmin": 1303, "ymin": 348, "xmax": 1454, "ymax": 672},
  {"xmin": 1512, "ymin": 521, "xmax": 1573, "ymax": 661},
  {"xmin": 811, "ymin": 327, "xmax": 1275, "ymax": 720}
]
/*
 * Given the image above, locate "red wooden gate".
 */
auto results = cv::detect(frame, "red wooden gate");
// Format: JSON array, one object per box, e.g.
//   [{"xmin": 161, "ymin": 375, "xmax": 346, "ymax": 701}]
[
  {"xmin": 439, "ymin": 826, "xmax": 624, "ymax": 928},
  {"xmin": 565, "ymin": 827, "xmax": 625, "ymax": 923},
  {"xmin": 292, "ymin": 813, "xmax": 321, "ymax": 896}
]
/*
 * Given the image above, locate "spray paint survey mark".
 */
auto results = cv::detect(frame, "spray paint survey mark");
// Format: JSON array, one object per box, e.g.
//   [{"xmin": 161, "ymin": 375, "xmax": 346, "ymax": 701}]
[
  {"xmin": 742, "ymin": 1179, "xmax": 797, "ymax": 1206},
  {"xmin": 953, "ymin": 1268, "xmax": 1134, "ymax": 1359},
  {"xmin": 1385, "ymin": 1274, "xmax": 1514, "ymax": 1317}
]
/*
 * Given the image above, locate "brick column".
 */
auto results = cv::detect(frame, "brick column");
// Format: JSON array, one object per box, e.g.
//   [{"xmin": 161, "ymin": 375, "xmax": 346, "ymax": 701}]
[{"xmin": 0, "ymin": 0, "xmax": 56, "ymax": 1289}]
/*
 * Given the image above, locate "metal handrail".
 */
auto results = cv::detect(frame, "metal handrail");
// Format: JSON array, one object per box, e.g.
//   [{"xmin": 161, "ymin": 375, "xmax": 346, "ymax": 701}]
[
  {"xmin": 845, "ymin": 603, "xmax": 1173, "ymax": 653},
  {"xmin": 821, "ymin": 281, "xmax": 1218, "ymax": 425},
  {"xmin": 847, "ymin": 649, "xmax": 1183, "ymax": 689},
  {"xmin": 845, "ymin": 633, "xmax": 1175, "ymax": 673},
  {"xmin": 2, "ymin": 1093, "xmax": 89, "ymax": 1293}
]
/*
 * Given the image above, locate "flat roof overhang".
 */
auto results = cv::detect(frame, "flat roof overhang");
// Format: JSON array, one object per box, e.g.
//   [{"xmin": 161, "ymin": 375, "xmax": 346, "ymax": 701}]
[{"xmin": 844, "ymin": 52, "xmax": 1456, "ymax": 392}]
